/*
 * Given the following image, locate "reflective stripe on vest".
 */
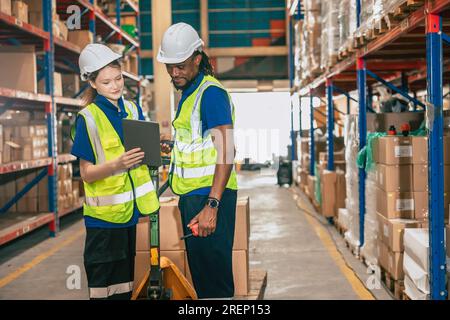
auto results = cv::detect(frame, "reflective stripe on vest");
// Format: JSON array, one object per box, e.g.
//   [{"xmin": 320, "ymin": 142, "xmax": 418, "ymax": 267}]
[
  {"xmin": 79, "ymin": 108, "xmax": 106, "ymax": 164},
  {"xmin": 173, "ymin": 164, "xmax": 216, "ymax": 179},
  {"xmin": 85, "ymin": 180, "xmax": 155, "ymax": 207},
  {"xmin": 89, "ymin": 281, "xmax": 134, "ymax": 299}
]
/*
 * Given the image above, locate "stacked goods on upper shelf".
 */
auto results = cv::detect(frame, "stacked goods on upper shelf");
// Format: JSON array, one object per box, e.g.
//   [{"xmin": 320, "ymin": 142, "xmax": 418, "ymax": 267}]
[
  {"xmin": 337, "ymin": 0, "xmax": 357, "ymax": 56},
  {"xmin": 320, "ymin": 0, "xmax": 340, "ymax": 70},
  {"xmin": 298, "ymin": 0, "xmax": 321, "ymax": 87},
  {"xmin": 0, "ymin": 45, "xmax": 37, "ymax": 93},
  {"xmin": 344, "ymin": 114, "xmax": 361, "ymax": 249}
]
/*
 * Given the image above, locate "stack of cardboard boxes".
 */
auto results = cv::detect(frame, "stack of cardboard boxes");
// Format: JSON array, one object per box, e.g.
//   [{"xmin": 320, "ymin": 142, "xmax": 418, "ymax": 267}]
[
  {"xmin": 318, "ymin": 150, "xmax": 346, "ymax": 218},
  {"xmin": 0, "ymin": 113, "xmax": 48, "ymax": 164},
  {"xmin": 0, "ymin": 163, "xmax": 81, "ymax": 213},
  {"xmin": 373, "ymin": 135, "xmax": 448, "ymax": 286},
  {"xmin": 134, "ymin": 196, "xmax": 251, "ymax": 297}
]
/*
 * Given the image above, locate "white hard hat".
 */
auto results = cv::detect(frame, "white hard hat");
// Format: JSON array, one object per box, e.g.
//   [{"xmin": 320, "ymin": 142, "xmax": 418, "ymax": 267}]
[
  {"xmin": 157, "ymin": 23, "xmax": 204, "ymax": 64},
  {"xmin": 79, "ymin": 43, "xmax": 122, "ymax": 81}
]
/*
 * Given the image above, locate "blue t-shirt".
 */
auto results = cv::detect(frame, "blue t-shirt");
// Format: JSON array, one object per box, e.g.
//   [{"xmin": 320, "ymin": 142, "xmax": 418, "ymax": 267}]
[
  {"xmin": 174, "ymin": 72, "xmax": 233, "ymax": 197},
  {"xmin": 71, "ymin": 95, "xmax": 145, "ymax": 228}
]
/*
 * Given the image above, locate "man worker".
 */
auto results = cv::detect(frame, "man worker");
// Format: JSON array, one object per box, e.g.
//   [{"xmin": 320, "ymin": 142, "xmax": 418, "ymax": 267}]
[{"xmin": 157, "ymin": 22, "xmax": 238, "ymax": 299}]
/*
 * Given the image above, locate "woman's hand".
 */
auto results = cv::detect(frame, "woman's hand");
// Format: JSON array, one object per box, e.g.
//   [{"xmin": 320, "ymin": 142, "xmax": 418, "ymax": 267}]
[{"xmin": 113, "ymin": 148, "xmax": 145, "ymax": 172}]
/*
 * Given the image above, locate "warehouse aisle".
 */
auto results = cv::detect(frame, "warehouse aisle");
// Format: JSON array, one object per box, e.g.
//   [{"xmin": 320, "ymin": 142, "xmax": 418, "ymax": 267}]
[
  {"xmin": 0, "ymin": 170, "xmax": 390, "ymax": 300},
  {"xmin": 238, "ymin": 169, "xmax": 386, "ymax": 300}
]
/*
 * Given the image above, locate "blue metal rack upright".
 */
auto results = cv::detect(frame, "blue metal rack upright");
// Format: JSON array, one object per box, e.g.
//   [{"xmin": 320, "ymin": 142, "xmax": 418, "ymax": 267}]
[
  {"xmin": 426, "ymin": 13, "xmax": 446, "ymax": 300},
  {"xmin": 43, "ymin": 0, "xmax": 58, "ymax": 236}
]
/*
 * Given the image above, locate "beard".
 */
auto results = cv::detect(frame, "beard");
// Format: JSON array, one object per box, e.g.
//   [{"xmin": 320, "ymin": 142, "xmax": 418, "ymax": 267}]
[{"xmin": 171, "ymin": 77, "xmax": 194, "ymax": 91}]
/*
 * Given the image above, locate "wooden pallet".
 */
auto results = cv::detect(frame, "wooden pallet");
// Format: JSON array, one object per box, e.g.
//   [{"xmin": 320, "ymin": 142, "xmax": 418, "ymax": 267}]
[
  {"xmin": 402, "ymin": 291, "xmax": 412, "ymax": 300},
  {"xmin": 381, "ymin": 268, "xmax": 404, "ymax": 300},
  {"xmin": 334, "ymin": 219, "xmax": 347, "ymax": 237},
  {"xmin": 236, "ymin": 269, "xmax": 268, "ymax": 300},
  {"xmin": 390, "ymin": 0, "xmax": 424, "ymax": 21}
]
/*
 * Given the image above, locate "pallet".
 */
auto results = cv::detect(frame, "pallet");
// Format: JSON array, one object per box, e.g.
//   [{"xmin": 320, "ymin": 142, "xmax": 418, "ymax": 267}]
[
  {"xmin": 390, "ymin": 0, "xmax": 424, "ymax": 21},
  {"xmin": 402, "ymin": 291, "xmax": 412, "ymax": 300},
  {"xmin": 344, "ymin": 238, "xmax": 360, "ymax": 258},
  {"xmin": 334, "ymin": 218, "xmax": 347, "ymax": 237},
  {"xmin": 380, "ymin": 268, "xmax": 404, "ymax": 300},
  {"xmin": 236, "ymin": 269, "xmax": 267, "ymax": 300}
]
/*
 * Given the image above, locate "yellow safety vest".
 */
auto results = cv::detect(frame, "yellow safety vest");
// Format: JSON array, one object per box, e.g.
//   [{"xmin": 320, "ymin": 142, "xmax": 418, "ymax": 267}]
[
  {"xmin": 169, "ymin": 75, "xmax": 238, "ymax": 195},
  {"xmin": 76, "ymin": 100, "xmax": 160, "ymax": 223}
]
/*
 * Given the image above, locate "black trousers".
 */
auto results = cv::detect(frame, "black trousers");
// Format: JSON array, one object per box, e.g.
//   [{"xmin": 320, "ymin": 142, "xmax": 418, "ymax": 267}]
[
  {"xmin": 83, "ymin": 226, "xmax": 136, "ymax": 300},
  {"xmin": 178, "ymin": 189, "xmax": 237, "ymax": 299}
]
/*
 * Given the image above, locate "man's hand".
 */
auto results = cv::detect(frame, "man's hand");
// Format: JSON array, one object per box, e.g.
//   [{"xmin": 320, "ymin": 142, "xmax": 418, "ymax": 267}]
[
  {"xmin": 160, "ymin": 134, "xmax": 173, "ymax": 154},
  {"xmin": 187, "ymin": 206, "xmax": 218, "ymax": 237}
]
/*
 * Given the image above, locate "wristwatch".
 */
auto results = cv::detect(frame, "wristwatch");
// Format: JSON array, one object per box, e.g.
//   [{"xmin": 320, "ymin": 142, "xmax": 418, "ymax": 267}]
[{"xmin": 206, "ymin": 197, "xmax": 220, "ymax": 209}]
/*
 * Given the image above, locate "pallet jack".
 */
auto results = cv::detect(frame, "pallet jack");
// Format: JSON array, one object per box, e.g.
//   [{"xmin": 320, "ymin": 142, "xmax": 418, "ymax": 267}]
[{"xmin": 133, "ymin": 147, "xmax": 197, "ymax": 300}]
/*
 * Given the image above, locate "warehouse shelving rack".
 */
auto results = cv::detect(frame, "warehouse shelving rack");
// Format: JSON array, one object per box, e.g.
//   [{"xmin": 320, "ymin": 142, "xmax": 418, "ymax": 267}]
[
  {"xmin": 293, "ymin": 0, "xmax": 450, "ymax": 300},
  {"xmin": 0, "ymin": 0, "xmax": 142, "ymax": 246}
]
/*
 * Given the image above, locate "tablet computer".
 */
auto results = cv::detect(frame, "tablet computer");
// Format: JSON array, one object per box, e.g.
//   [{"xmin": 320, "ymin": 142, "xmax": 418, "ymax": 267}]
[{"xmin": 122, "ymin": 119, "xmax": 162, "ymax": 168}]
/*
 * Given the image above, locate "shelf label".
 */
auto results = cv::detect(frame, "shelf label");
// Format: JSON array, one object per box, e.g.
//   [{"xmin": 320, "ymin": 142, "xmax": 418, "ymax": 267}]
[
  {"xmin": 396, "ymin": 199, "xmax": 414, "ymax": 211},
  {"xmin": 394, "ymin": 146, "xmax": 412, "ymax": 158}
]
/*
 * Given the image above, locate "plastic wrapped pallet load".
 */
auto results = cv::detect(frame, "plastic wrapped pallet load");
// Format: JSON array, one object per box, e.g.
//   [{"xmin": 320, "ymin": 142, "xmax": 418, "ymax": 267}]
[
  {"xmin": 403, "ymin": 228, "xmax": 429, "ymax": 299},
  {"xmin": 360, "ymin": 170, "xmax": 379, "ymax": 267},
  {"xmin": 320, "ymin": 0, "xmax": 340, "ymax": 70},
  {"xmin": 344, "ymin": 115, "xmax": 360, "ymax": 248},
  {"xmin": 402, "ymin": 228, "xmax": 450, "ymax": 300}
]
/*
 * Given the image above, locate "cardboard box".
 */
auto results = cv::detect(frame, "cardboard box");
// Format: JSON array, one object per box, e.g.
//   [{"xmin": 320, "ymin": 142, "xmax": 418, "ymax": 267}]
[
  {"xmin": 0, "ymin": 45, "xmax": 37, "ymax": 93},
  {"xmin": 61, "ymin": 73, "xmax": 80, "ymax": 97},
  {"xmin": 378, "ymin": 241, "xmax": 404, "ymax": 280},
  {"xmin": 234, "ymin": 197, "xmax": 250, "ymax": 250},
  {"xmin": 412, "ymin": 136, "xmax": 450, "ymax": 164},
  {"xmin": 232, "ymin": 250, "xmax": 249, "ymax": 296},
  {"xmin": 335, "ymin": 170, "xmax": 346, "ymax": 215},
  {"xmin": 38, "ymin": 72, "xmax": 63, "ymax": 96},
  {"xmin": 16, "ymin": 171, "xmax": 37, "ymax": 197},
  {"xmin": 376, "ymin": 187, "xmax": 415, "ymax": 219},
  {"xmin": 320, "ymin": 170, "xmax": 336, "ymax": 218},
  {"xmin": 67, "ymin": 30, "xmax": 93, "ymax": 50},
  {"xmin": 0, "ymin": 124, "xmax": 3, "ymax": 153},
  {"xmin": 28, "ymin": 11, "xmax": 42, "ymax": 28},
  {"xmin": 38, "ymin": 195, "xmax": 49, "ymax": 212},
  {"xmin": 136, "ymin": 217, "xmax": 150, "ymax": 251},
  {"xmin": 133, "ymin": 251, "xmax": 150, "ymax": 292},
  {"xmin": 375, "ymin": 164, "xmax": 414, "ymax": 192},
  {"xmin": 129, "ymin": 53, "xmax": 138, "ymax": 75},
  {"xmin": 307, "ymin": 175, "xmax": 316, "ymax": 199},
  {"xmin": 159, "ymin": 197, "xmax": 185, "ymax": 251},
  {"xmin": 373, "ymin": 136, "xmax": 413, "ymax": 165},
  {"xmin": 0, "ymin": 0, "xmax": 11, "ymax": 15},
  {"xmin": 413, "ymin": 164, "xmax": 450, "ymax": 192},
  {"xmin": 18, "ymin": 196, "xmax": 37, "ymax": 212},
  {"xmin": 414, "ymin": 191, "xmax": 450, "ymax": 221},
  {"xmin": 367, "ymin": 112, "xmax": 424, "ymax": 133},
  {"xmin": 12, "ymin": 0, "xmax": 27, "ymax": 22},
  {"xmin": 53, "ymin": 19, "xmax": 68, "ymax": 40},
  {"xmin": 377, "ymin": 213, "xmax": 421, "ymax": 252}
]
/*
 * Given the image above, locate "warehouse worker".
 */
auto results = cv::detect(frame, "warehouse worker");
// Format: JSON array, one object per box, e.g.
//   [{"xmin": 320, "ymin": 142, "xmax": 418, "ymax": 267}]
[
  {"xmin": 71, "ymin": 43, "xmax": 160, "ymax": 300},
  {"xmin": 158, "ymin": 23, "xmax": 238, "ymax": 299}
]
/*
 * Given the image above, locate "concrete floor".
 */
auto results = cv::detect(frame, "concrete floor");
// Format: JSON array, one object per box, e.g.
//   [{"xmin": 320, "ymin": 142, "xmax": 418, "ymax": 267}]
[{"xmin": 0, "ymin": 170, "xmax": 391, "ymax": 300}]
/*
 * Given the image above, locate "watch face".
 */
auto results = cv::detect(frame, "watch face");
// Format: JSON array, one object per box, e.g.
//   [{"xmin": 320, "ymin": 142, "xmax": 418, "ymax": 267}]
[{"xmin": 208, "ymin": 199, "xmax": 219, "ymax": 208}]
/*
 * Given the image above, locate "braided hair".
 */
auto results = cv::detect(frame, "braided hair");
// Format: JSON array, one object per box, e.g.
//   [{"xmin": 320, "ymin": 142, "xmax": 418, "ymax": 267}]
[{"xmin": 196, "ymin": 50, "xmax": 215, "ymax": 77}]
